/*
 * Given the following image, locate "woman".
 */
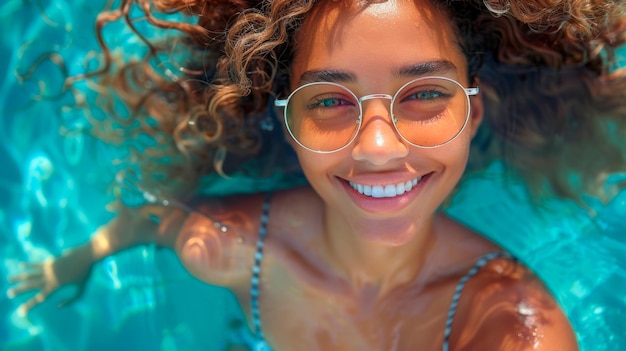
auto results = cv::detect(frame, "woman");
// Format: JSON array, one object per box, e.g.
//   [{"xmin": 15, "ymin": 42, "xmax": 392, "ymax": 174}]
[{"xmin": 9, "ymin": 0, "xmax": 626, "ymax": 349}]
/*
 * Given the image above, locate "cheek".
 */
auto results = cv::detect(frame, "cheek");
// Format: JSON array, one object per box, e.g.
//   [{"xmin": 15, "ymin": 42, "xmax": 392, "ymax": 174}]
[
  {"xmin": 448, "ymin": 139, "xmax": 471, "ymax": 165},
  {"xmin": 293, "ymin": 150, "xmax": 348, "ymax": 195},
  {"xmin": 295, "ymin": 152, "xmax": 330, "ymax": 182},
  {"xmin": 429, "ymin": 134, "xmax": 472, "ymax": 174},
  {"xmin": 448, "ymin": 141, "xmax": 472, "ymax": 178},
  {"xmin": 294, "ymin": 148, "xmax": 340, "ymax": 175}
]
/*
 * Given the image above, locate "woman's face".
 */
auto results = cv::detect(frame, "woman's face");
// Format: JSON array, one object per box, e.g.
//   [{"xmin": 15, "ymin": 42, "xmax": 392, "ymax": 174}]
[{"xmin": 287, "ymin": 0, "xmax": 483, "ymax": 246}]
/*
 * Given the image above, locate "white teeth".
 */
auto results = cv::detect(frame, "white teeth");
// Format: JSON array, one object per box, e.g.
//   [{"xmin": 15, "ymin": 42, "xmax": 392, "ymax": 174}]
[
  {"xmin": 349, "ymin": 177, "xmax": 423, "ymax": 198},
  {"xmin": 357, "ymin": 184, "xmax": 364, "ymax": 194},
  {"xmin": 383, "ymin": 185, "xmax": 396, "ymax": 197},
  {"xmin": 397, "ymin": 182, "xmax": 405, "ymax": 195},
  {"xmin": 363, "ymin": 185, "xmax": 372, "ymax": 196},
  {"xmin": 372, "ymin": 186, "xmax": 385, "ymax": 198}
]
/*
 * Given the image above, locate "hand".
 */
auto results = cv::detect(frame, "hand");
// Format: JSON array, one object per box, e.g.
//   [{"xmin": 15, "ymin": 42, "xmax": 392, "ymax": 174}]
[{"xmin": 7, "ymin": 246, "xmax": 94, "ymax": 315}]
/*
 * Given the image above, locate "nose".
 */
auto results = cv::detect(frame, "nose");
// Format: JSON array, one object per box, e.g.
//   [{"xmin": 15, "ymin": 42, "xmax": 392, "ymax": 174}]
[{"xmin": 351, "ymin": 99, "xmax": 409, "ymax": 165}]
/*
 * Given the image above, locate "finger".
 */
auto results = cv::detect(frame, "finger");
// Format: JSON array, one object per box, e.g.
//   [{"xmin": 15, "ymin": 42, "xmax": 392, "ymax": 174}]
[
  {"xmin": 7, "ymin": 279, "xmax": 46, "ymax": 298},
  {"xmin": 7, "ymin": 271, "xmax": 44, "ymax": 284},
  {"xmin": 16, "ymin": 262, "xmax": 47, "ymax": 273},
  {"xmin": 17, "ymin": 292, "xmax": 47, "ymax": 316},
  {"xmin": 19, "ymin": 262, "xmax": 45, "ymax": 269}
]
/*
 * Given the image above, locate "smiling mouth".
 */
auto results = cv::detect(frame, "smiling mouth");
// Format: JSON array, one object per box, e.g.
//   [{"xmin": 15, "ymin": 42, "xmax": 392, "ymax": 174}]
[{"xmin": 348, "ymin": 176, "xmax": 423, "ymax": 198}]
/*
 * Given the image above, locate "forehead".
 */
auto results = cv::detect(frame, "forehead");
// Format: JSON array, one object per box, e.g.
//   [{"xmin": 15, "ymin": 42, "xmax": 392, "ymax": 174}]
[{"xmin": 291, "ymin": 0, "xmax": 467, "ymax": 85}]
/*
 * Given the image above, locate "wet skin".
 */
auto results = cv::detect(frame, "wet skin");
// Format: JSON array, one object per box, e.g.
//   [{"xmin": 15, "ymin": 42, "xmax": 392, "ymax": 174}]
[
  {"xmin": 7, "ymin": 0, "xmax": 579, "ymax": 350},
  {"xmin": 175, "ymin": 1, "xmax": 579, "ymax": 350}
]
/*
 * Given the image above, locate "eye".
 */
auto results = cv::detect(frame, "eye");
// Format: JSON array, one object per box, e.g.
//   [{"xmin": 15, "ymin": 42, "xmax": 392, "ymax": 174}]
[
  {"xmin": 407, "ymin": 90, "xmax": 445, "ymax": 100},
  {"xmin": 307, "ymin": 96, "xmax": 353, "ymax": 109}
]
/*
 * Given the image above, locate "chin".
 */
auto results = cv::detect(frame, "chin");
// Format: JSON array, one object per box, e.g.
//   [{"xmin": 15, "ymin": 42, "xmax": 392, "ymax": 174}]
[{"xmin": 351, "ymin": 217, "xmax": 421, "ymax": 247}]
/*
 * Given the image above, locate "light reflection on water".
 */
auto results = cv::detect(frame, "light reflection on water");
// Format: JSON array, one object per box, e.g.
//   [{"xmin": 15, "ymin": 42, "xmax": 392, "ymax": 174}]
[{"xmin": 1, "ymin": 1, "xmax": 625, "ymax": 351}]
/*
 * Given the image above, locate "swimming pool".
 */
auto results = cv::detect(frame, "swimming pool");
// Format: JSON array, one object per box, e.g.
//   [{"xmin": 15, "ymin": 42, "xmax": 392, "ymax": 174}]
[{"xmin": 1, "ymin": 1, "xmax": 625, "ymax": 350}]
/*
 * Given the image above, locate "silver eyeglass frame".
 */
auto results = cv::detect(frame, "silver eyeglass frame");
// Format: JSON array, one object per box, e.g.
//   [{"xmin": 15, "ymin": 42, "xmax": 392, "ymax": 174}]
[{"xmin": 274, "ymin": 76, "xmax": 479, "ymax": 153}]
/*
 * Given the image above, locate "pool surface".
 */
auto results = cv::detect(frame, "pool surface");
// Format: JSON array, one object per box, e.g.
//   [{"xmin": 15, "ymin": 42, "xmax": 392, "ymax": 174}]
[{"xmin": 2, "ymin": 1, "xmax": 626, "ymax": 350}]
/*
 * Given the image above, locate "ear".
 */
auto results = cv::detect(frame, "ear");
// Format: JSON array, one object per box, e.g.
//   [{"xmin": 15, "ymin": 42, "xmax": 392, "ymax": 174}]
[{"xmin": 467, "ymin": 80, "xmax": 484, "ymax": 139}]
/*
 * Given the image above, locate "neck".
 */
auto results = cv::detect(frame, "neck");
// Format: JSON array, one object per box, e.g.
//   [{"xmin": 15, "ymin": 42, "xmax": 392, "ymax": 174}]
[{"xmin": 322, "ymin": 207, "xmax": 439, "ymax": 292}]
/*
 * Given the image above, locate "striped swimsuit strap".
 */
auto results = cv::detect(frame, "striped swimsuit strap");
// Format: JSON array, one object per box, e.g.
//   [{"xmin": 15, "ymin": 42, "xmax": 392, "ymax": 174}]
[
  {"xmin": 249, "ymin": 197, "xmax": 509, "ymax": 351},
  {"xmin": 249, "ymin": 193, "xmax": 273, "ymax": 351},
  {"xmin": 442, "ymin": 251, "xmax": 512, "ymax": 351}
]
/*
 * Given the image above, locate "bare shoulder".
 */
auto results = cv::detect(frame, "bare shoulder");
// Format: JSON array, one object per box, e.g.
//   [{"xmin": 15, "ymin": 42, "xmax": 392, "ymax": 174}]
[
  {"xmin": 173, "ymin": 192, "xmax": 268, "ymax": 289},
  {"xmin": 450, "ymin": 257, "xmax": 579, "ymax": 351},
  {"xmin": 174, "ymin": 186, "xmax": 319, "ymax": 290}
]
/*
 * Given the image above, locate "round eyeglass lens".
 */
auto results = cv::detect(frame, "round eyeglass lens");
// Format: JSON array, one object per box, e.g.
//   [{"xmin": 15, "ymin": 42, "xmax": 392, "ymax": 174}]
[
  {"xmin": 285, "ymin": 82, "xmax": 361, "ymax": 152},
  {"xmin": 283, "ymin": 77, "xmax": 471, "ymax": 152},
  {"xmin": 392, "ymin": 77, "xmax": 469, "ymax": 147}
]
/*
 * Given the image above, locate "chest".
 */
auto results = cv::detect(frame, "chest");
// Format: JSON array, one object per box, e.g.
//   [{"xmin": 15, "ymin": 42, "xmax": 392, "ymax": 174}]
[{"xmin": 235, "ymin": 250, "xmax": 462, "ymax": 351}]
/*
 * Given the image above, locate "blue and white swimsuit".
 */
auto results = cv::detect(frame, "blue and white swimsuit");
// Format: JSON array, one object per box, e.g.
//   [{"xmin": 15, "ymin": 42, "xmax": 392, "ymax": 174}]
[{"xmin": 234, "ymin": 194, "xmax": 511, "ymax": 351}]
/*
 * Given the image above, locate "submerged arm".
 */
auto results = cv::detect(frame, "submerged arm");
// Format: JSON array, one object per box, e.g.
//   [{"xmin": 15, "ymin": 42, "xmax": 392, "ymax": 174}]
[
  {"xmin": 7, "ymin": 201, "xmax": 190, "ymax": 314},
  {"xmin": 92, "ymin": 201, "xmax": 186, "ymax": 255},
  {"xmin": 7, "ymin": 194, "xmax": 260, "ymax": 314}
]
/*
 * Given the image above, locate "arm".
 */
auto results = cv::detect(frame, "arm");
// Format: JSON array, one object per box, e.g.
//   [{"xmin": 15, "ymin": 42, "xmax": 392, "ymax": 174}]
[
  {"xmin": 92, "ymin": 201, "xmax": 187, "ymax": 255},
  {"xmin": 7, "ymin": 201, "xmax": 187, "ymax": 315},
  {"xmin": 8, "ymin": 193, "xmax": 263, "ymax": 314}
]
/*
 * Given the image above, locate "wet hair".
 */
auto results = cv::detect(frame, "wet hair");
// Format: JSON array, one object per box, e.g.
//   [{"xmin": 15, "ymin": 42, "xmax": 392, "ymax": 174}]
[{"xmin": 77, "ymin": 0, "xmax": 626, "ymax": 203}]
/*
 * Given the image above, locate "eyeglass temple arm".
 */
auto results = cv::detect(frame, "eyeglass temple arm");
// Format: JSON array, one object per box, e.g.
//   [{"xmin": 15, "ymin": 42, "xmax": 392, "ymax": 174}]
[
  {"xmin": 274, "ymin": 99, "xmax": 288, "ymax": 107},
  {"xmin": 465, "ymin": 87, "xmax": 479, "ymax": 96}
]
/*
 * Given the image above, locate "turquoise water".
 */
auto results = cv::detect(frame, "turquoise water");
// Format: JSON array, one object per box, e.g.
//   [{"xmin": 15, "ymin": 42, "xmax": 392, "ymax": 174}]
[{"xmin": 1, "ymin": 1, "xmax": 625, "ymax": 350}]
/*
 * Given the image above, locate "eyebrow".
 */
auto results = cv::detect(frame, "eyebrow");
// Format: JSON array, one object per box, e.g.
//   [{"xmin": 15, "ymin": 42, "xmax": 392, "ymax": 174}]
[
  {"xmin": 298, "ymin": 70, "xmax": 357, "ymax": 85},
  {"xmin": 296, "ymin": 60, "xmax": 458, "ymax": 86},
  {"xmin": 395, "ymin": 60, "xmax": 458, "ymax": 77}
]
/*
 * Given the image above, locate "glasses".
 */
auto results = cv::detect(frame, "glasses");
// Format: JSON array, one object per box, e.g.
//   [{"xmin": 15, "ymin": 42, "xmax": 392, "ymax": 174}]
[{"xmin": 274, "ymin": 76, "xmax": 479, "ymax": 153}]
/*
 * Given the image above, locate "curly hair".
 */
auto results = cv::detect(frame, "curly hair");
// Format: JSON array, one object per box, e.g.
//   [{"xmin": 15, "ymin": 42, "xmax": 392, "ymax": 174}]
[{"xmin": 80, "ymin": 0, "xmax": 626, "ymax": 203}]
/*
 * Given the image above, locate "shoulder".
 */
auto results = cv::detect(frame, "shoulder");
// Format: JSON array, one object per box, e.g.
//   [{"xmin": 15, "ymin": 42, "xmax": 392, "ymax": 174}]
[
  {"xmin": 449, "ymin": 257, "xmax": 579, "ymax": 351},
  {"xmin": 174, "ymin": 186, "xmax": 320, "ymax": 289},
  {"xmin": 172, "ymin": 192, "xmax": 267, "ymax": 288}
]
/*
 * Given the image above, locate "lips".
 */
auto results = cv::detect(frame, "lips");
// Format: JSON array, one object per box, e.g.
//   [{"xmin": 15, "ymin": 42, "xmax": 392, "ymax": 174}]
[{"xmin": 348, "ymin": 176, "xmax": 423, "ymax": 198}]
